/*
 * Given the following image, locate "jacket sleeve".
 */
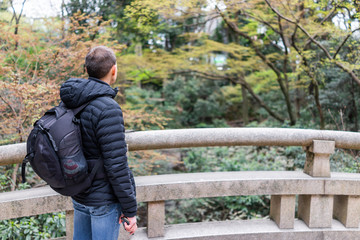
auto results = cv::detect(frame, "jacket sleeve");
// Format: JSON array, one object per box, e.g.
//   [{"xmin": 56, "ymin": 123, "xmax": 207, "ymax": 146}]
[{"xmin": 96, "ymin": 102, "xmax": 137, "ymax": 217}]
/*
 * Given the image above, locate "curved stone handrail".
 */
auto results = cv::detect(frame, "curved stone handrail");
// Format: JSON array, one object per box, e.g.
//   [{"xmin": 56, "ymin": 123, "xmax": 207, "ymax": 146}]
[
  {"xmin": 1, "ymin": 128, "xmax": 360, "ymax": 166},
  {"xmin": 1, "ymin": 128, "xmax": 360, "ymax": 239},
  {"xmin": 125, "ymin": 128, "xmax": 360, "ymax": 150}
]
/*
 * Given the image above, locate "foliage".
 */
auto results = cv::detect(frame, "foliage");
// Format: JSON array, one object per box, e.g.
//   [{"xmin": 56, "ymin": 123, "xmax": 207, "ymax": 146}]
[
  {"xmin": 10, "ymin": 0, "xmax": 358, "ymax": 132},
  {"xmin": 0, "ymin": 12, "xmax": 123, "ymax": 145},
  {"xmin": 164, "ymin": 144, "xmax": 359, "ymax": 224},
  {"xmin": 165, "ymin": 145, "xmax": 297, "ymax": 223},
  {"xmin": 0, "ymin": 165, "xmax": 32, "ymax": 192},
  {"xmin": 123, "ymin": 86, "xmax": 171, "ymax": 131},
  {"xmin": 182, "ymin": 146, "xmax": 295, "ymax": 173},
  {"xmin": 0, "ymin": 213, "xmax": 65, "ymax": 240},
  {"xmin": 166, "ymin": 195, "xmax": 269, "ymax": 224},
  {"xmin": 0, "ymin": 79, "xmax": 59, "ymax": 144},
  {"xmin": 128, "ymin": 149, "xmax": 182, "ymax": 176},
  {"xmin": 2, "ymin": 0, "xmax": 360, "ymax": 235},
  {"xmin": 65, "ymin": 0, "xmax": 141, "ymax": 44},
  {"xmin": 162, "ymin": 76, "xmax": 227, "ymax": 127},
  {"xmin": 331, "ymin": 149, "xmax": 360, "ymax": 173},
  {"xmin": 120, "ymin": 0, "xmax": 360, "ymax": 129}
]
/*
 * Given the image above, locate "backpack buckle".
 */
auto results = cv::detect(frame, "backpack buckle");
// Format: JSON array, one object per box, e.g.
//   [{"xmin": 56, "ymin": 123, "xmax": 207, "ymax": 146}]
[{"xmin": 73, "ymin": 117, "xmax": 81, "ymax": 124}]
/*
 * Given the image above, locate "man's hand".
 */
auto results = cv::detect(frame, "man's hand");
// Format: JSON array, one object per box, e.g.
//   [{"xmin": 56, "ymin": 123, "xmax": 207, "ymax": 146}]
[{"xmin": 119, "ymin": 214, "xmax": 137, "ymax": 235}]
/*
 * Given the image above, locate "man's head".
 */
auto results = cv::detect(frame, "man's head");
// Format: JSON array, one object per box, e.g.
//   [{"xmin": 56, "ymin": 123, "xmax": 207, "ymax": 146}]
[{"xmin": 85, "ymin": 46, "xmax": 117, "ymax": 81}]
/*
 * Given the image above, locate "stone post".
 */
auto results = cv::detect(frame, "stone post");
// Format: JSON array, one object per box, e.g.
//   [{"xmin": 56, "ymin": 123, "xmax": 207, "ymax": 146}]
[
  {"xmin": 303, "ymin": 140, "xmax": 334, "ymax": 177},
  {"xmin": 270, "ymin": 195, "xmax": 296, "ymax": 229},
  {"xmin": 298, "ymin": 195, "xmax": 334, "ymax": 228},
  {"xmin": 299, "ymin": 140, "xmax": 335, "ymax": 228},
  {"xmin": 147, "ymin": 201, "xmax": 165, "ymax": 238},
  {"xmin": 333, "ymin": 195, "xmax": 360, "ymax": 228},
  {"xmin": 66, "ymin": 210, "xmax": 74, "ymax": 240}
]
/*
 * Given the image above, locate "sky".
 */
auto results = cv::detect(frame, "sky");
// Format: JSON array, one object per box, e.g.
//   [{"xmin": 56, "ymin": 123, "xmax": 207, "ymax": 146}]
[
  {"xmin": 10, "ymin": 0, "xmax": 360, "ymax": 35},
  {"xmin": 11, "ymin": 0, "xmax": 65, "ymax": 18}
]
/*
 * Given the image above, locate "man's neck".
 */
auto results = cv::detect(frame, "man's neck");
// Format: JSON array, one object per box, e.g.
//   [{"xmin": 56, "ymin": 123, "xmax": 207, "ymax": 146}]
[{"xmin": 100, "ymin": 76, "xmax": 112, "ymax": 85}]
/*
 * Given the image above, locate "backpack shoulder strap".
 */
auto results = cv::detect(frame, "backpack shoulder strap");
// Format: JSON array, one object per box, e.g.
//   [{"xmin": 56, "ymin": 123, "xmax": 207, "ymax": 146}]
[
  {"xmin": 61, "ymin": 99, "xmax": 95, "ymax": 116},
  {"xmin": 72, "ymin": 102, "xmax": 91, "ymax": 116}
]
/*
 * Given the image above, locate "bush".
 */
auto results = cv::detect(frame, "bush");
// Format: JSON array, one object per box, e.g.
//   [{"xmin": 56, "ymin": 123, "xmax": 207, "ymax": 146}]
[
  {"xmin": 166, "ymin": 146, "xmax": 293, "ymax": 223},
  {"xmin": 0, "ymin": 213, "xmax": 65, "ymax": 240},
  {"xmin": 163, "ymin": 76, "xmax": 227, "ymax": 128},
  {"xmin": 165, "ymin": 143, "xmax": 360, "ymax": 224}
]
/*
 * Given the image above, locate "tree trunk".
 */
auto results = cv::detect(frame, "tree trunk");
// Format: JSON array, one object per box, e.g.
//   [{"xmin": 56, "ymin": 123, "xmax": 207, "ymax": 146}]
[
  {"xmin": 350, "ymin": 78, "xmax": 359, "ymax": 132},
  {"xmin": 295, "ymin": 76, "xmax": 301, "ymax": 119},
  {"xmin": 241, "ymin": 84, "xmax": 249, "ymax": 125},
  {"xmin": 14, "ymin": 20, "xmax": 19, "ymax": 50},
  {"xmin": 11, "ymin": 164, "xmax": 20, "ymax": 191},
  {"xmin": 135, "ymin": 42, "xmax": 143, "ymax": 88},
  {"xmin": 291, "ymin": 27, "xmax": 324, "ymax": 129},
  {"xmin": 61, "ymin": 0, "xmax": 66, "ymax": 39},
  {"xmin": 218, "ymin": 11, "xmax": 295, "ymax": 125},
  {"xmin": 10, "ymin": 0, "xmax": 27, "ymax": 50},
  {"xmin": 237, "ymin": 79, "xmax": 285, "ymax": 123},
  {"xmin": 313, "ymin": 82, "xmax": 325, "ymax": 129}
]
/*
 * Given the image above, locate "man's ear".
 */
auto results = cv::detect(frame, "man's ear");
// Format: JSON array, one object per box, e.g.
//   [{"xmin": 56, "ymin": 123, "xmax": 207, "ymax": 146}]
[{"xmin": 111, "ymin": 65, "xmax": 117, "ymax": 75}]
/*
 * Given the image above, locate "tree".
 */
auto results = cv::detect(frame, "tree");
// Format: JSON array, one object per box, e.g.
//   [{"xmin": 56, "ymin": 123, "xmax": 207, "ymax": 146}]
[
  {"xmin": 64, "ymin": 0, "xmax": 136, "ymax": 42},
  {"xmin": 9, "ymin": 0, "xmax": 27, "ymax": 49},
  {"xmin": 121, "ymin": 0, "xmax": 360, "ymax": 129},
  {"xmin": 122, "ymin": 0, "xmax": 294, "ymax": 124}
]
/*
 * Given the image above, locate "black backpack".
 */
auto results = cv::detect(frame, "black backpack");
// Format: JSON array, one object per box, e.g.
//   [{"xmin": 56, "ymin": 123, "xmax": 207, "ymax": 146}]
[{"xmin": 22, "ymin": 101, "xmax": 101, "ymax": 196}]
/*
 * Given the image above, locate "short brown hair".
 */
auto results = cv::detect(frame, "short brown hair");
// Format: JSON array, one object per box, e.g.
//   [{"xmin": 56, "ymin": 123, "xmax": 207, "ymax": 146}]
[{"xmin": 85, "ymin": 46, "xmax": 116, "ymax": 79}]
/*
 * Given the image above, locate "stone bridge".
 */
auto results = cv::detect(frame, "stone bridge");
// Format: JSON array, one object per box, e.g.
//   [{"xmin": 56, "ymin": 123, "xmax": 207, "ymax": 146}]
[{"xmin": 1, "ymin": 128, "xmax": 360, "ymax": 239}]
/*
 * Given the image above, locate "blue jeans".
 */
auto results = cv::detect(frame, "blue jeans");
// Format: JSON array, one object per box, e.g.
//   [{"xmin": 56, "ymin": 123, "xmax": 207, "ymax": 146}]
[{"xmin": 72, "ymin": 200, "xmax": 122, "ymax": 240}]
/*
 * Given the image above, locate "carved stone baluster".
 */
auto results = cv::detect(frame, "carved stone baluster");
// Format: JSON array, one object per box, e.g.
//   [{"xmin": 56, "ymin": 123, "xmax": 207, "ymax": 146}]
[
  {"xmin": 298, "ymin": 140, "xmax": 335, "ymax": 228},
  {"xmin": 147, "ymin": 201, "xmax": 165, "ymax": 238},
  {"xmin": 334, "ymin": 195, "xmax": 360, "ymax": 228},
  {"xmin": 66, "ymin": 210, "xmax": 74, "ymax": 240},
  {"xmin": 270, "ymin": 195, "xmax": 296, "ymax": 228}
]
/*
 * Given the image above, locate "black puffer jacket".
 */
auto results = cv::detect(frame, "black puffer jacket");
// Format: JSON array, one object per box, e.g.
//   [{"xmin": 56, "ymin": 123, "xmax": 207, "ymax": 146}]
[{"xmin": 60, "ymin": 77, "xmax": 137, "ymax": 217}]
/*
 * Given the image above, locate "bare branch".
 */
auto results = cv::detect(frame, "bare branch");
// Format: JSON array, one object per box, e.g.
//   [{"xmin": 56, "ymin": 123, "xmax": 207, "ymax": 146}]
[
  {"xmin": 215, "ymin": 4, "xmax": 295, "ymax": 124},
  {"xmin": 9, "ymin": 0, "xmax": 18, "ymax": 22},
  {"xmin": 265, "ymin": 0, "xmax": 332, "ymax": 59},
  {"xmin": 172, "ymin": 70, "xmax": 228, "ymax": 81},
  {"xmin": 174, "ymin": 69, "xmax": 285, "ymax": 122},
  {"xmin": 18, "ymin": 0, "xmax": 27, "ymax": 21},
  {"xmin": 11, "ymin": 164, "xmax": 20, "ymax": 191},
  {"xmin": 9, "ymin": 0, "xmax": 27, "ymax": 23},
  {"xmin": 241, "ymin": 11, "xmax": 281, "ymax": 35},
  {"xmin": 290, "ymin": 26, "xmax": 325, "ymax": 129},
  {"xmin": 0, "ymin": 94, "xmax": 18, "ymax": 119},
  {"xmin": 264, "ymin": 0, "xmax": 296, "ymax": 24},
  {"xmin": 320, "ymin": 1, "xmax": 338, "ymax": 24},
  {"xmin": 290, "ymin": 24, "xmax": 298, "ymax": 48},
  {"xmin": 265, "ymin": 0, "xmax": 360, "ymax": 87},
  {"xmin": 267, "ymin": 38, "xmax": 284, "ymax": 52},
  {"xmin": 278, "ymin": 16, "xmax": 289, "ymax": 91},
  {"xmin": 230, "ymin": 76, "xmax": 285, "ymax": 122},
  {"xmin": 304, "ymin": 1, "xmax": 340, "ymax": 48},
  {"xmin": 334, "ymin": 61, "xmax": 360, "ymax": 86},
  {"xmin": 216, "ymin": 6, "xmax": 284, "ymax": 79},
  {"xmin": 183, "ymin": 14, "xmax": 221, "ymax": 28},
  {"xmin": 333, "ymin": 28, "xmax": 360, "ymax": 59}
]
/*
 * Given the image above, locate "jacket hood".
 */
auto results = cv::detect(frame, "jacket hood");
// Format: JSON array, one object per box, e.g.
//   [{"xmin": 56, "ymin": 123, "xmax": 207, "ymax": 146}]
[{"xmin": 60, "ymin": 77, "xmax": 118, "ymax": 108}]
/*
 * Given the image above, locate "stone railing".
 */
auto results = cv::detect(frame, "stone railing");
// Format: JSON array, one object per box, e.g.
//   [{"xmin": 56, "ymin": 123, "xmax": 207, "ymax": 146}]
[{"xmin": 1, "ymin": 128, "xmax": 360, "ymax": 239}]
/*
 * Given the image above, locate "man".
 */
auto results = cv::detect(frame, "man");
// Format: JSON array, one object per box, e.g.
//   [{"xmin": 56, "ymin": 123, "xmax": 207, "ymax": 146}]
[{"xmin": 60, "ymin": 46, "xmax": 137, "ymax": 239}]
